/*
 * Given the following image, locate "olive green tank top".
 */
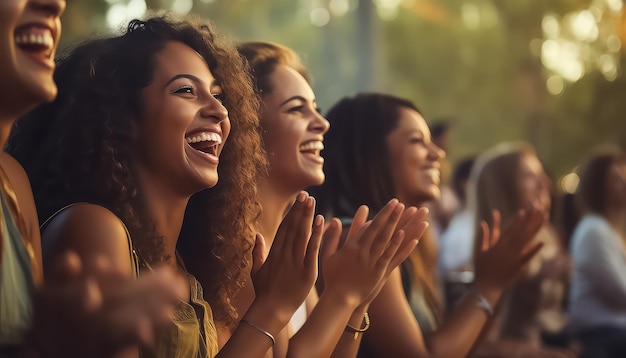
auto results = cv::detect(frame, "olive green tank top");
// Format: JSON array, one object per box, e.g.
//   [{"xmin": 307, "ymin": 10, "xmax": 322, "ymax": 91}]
[{"xmin": 41, "ymin": 204, "xmax": 218, "ymax": 358}]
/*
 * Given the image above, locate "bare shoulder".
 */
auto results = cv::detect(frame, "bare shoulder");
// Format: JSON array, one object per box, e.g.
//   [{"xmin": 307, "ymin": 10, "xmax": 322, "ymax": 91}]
[{"xmin": 42, "ymin": 202, "xmax": 134, "ymax": 276}]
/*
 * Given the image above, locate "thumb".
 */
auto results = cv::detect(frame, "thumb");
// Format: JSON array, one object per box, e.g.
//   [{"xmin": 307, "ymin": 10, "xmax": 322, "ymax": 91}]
[{"xmin": 252, "ymin": 233, "xmax": 267, "ymax": 274}]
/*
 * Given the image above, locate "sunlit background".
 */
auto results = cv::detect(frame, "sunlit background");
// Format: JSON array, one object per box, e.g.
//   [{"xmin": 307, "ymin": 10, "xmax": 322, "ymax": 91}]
[{"xmin": 60, "ymin": 0, "xmax": 626, "ymax": 192}]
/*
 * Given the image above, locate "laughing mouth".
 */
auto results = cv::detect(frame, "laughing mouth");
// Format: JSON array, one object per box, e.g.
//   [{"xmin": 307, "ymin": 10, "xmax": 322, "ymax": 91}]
[
  {"xmin": 185, "ymin": 132, "xmax": 222, "ymax": 156},
  {"xmin": 15, "ymin": 26, "xmax": 55, "ymax": 58},
  {"xmin": 299, "ymin": 140, "xmax": 324, "ymax": 156}
]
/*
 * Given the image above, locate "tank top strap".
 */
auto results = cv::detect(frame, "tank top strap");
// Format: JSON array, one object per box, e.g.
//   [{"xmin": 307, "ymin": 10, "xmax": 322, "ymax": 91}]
[
  {"xmin": 40, "ymin": 203, "xmax": 140, "ymax": 278},
  {"xmin": 0, "ymin": 164, "xmax": 40, "ymax": 285}
]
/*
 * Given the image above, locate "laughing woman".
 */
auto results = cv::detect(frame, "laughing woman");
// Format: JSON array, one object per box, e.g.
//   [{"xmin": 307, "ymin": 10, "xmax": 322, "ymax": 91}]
[
  {"xmin": 217, "ymin": 42, "xmax": 427, "ymax": 358},
  {"xmin": 10, "ymin": 15, "xmax": 322, "ymax": 357},
  {"xmin": 315, "ymin": 93, "xmax": 545, "ymax": 358}
]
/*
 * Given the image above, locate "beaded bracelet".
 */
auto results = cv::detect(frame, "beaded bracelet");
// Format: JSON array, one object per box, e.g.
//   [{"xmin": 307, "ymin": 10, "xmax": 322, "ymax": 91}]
[
  {"xmin": 240, "ymin": 319, "xmax": 276, "ymax": 346},
  {"xmin": 344, "ymin": 312, "xmax": 370, "ymax": 340}
]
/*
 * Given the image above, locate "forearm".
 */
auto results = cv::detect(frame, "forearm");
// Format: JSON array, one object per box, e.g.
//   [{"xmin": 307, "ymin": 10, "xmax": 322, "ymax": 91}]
[
  {"xmin": 423, "ymin": 285, "xmax": 502, "ymax": 358},
  {"xmin": 329, "ymin": 304, "xmax": 369, "ymax": 358},
  {"xmin": 287, "ymin": 292, "xmax": 359, "ymax": 358}
]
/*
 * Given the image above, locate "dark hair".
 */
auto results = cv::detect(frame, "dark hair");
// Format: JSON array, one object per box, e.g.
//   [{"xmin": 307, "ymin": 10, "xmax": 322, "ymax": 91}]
[
  {"xmin": 237, "ymin": 42, "xmax": 310, "ymax": 95},
  {"xmin": 576, "ymin": 147, "xmax": 626, "ymax": 216},
  {"xmin": 313, "ymin": 93, "xmax": 419, "ymax": 218},
  {"xmin": 451, "ymin": 156, "xmax": 476, "ymax": 204},
  {"xmin": 429, "ymin": 119, "xmax": 452, "ymax": 139},
  {"xmin": 9, "ymin": 14, "xmax": 265, "ymax": 327}
]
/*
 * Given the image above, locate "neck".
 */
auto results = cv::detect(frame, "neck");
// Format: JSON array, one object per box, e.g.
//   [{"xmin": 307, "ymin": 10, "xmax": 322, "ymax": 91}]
[
  {"xmin": 257, "ymin": 176, "xmax": 298, "ymax": 247},
  {"xmin": 136, "ymin": 170, "xmax": 191, "ymax": 271}
]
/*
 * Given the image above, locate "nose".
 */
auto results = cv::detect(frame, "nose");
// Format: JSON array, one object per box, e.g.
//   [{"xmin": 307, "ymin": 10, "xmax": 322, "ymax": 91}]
[
  {"xmin": 201, "ymin": 96, "xmax": 229, "ymax": 123},
  {"xmin": 29, "ymin": 0, "xmax": 66, "ymax": 17},
  {"xmin": 310, "ymin": 111, "xmax": 330, "ymax": 134},
  {"xmin": 429, "ymin": 142, "xmax": 446, "ymax": 161}
]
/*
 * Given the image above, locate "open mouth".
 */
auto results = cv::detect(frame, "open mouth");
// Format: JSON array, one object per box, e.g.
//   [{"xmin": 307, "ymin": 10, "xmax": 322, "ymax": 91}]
[
  {"xmin": 185, "ymin": 132, "xmax": 222, "ymax": 157},
  {"xmin": 299, "ymin": 140, "xmax": 324, "ymax": 157},
  {"xmin": 15, "ymin": 26, "xmax": 55, "ymax": 59}
]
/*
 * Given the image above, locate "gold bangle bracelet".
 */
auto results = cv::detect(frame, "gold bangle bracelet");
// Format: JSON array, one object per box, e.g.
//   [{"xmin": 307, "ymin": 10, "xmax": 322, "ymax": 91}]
[
  {"xmin": 240, "ymin": 319, "xmax": 276, "ymax": 345},
  {"xmin": 345, "ymin": 312, "xmax": 370, "ymax": 340}
]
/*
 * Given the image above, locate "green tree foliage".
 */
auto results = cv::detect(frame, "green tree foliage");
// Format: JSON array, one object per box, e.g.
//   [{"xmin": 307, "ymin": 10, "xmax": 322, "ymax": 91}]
[{"xmin": 60, "ymin": 0, "xmax": 626, "ymax": 179}]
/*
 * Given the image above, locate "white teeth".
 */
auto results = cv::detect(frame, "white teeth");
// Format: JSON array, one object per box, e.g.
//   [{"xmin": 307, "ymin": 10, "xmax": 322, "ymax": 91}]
[
  {"xmin": 299, "ymin": 141, "xmax": 324, "ymax": 151},
  {"xmin": 185, "ymin": 132, "xmax": 222, "ymax": 145},
  {"xmin": 14, "ymin": 31, "xmax": 54, "ymax": 50}
]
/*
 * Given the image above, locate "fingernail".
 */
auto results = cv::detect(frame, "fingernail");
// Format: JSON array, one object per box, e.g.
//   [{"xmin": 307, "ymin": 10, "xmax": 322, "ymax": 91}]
[
  {"xmin": 315, "ymin": 215, "xmax": 323, "ymax": 226},
  {"xmin": 307, "ymin": 197, "xmax": 315, "ymax": 208},
  {"xmin": 297, "ymin": 192, "xmax": 307, "ymax": 202},
  {"xmin": 389, "ymin": 198, "xmax": 399, "ymax": 205}
]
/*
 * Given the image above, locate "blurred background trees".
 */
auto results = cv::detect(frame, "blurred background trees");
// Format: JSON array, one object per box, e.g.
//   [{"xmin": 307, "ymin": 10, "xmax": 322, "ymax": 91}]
[{"xmin": 60, "ymin": 0, "xmax": 626, "ymax": 189}]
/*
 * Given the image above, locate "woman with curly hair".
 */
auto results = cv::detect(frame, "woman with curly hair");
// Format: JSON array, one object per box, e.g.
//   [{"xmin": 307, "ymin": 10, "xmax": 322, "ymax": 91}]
[
  {"xmin": 314, "ymin": 93, "xmax": 546, "ymax": 358},
  {"xmin": 206, "ymin": 42, "xmax": 427, "ymax": 358},
  {"xmin": 1, "ymin": 1, "xmax": 188, "ymax": 356},
  {"xmin": 10, "ymin": 15, "xmax": 321, "ymax": 357}
]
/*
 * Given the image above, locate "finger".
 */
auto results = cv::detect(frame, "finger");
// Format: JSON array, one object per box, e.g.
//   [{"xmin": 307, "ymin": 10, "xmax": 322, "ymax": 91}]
[
  {"xmin": 346, "ymin": 205, "xmax": 369, "ymax": 245},
  {"xmin": 49, "ymin": 250, "xmax": 83, "ymax": 282},
  {"xmin": 368, "ymin": 202, "xmax": 404, "ymax": 259},
  {"xmin": 396, "ymin": 206, "xmax": 418, "ymax": 232},
  {"xmin": 304, "ymin": 214, "xmax": 324, "ymax": 274},
  {"xmin": 401, "ymin": 207, "xmax": 429, "ymax": 240},
  {"xmin": 293, "ymin": 196, "xmax": 316, "ymax": 260},
  {"xmin": 357, "ymin": 199, "xmax": 398, "ymax": 249},
  {"xmin": 491, "ymin": 210, "xmax": 501, "ymax": 247},
  {"xmin": 479, "ymin": 221, "xmax": 490, "ymax": 252},
  {"xmin": 518, "ymin": 242, "xmax": 544, "ymax": 267},
  {"xmin": 82, "ymin": 276, "xmax": 104, "ymax": 312},
  {"xmin": 275, "ymin": 191, "xmax": 308, "ymax": 257},
  {"xmin": 252, "ymin": 233, "xmax": 267, "ymax": 275},
  {"xmin": 376, "ymin": 229, "xmax": 405, "ymax": 273},
  {"xmin": 320, "ymin": 218, "xmax": 342, "ymax": 263}
]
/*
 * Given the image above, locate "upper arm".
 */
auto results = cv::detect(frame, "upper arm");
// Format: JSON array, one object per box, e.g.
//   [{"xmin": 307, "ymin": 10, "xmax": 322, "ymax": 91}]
[
  {"xmin": 0, "ymin": 152, "xmax": 43, "ymax": 281},
  {"xmin": 363, "ymin": 267, "xmax": 428, "ymax": 358},
  {"xmin": 41, "ymin": 203, "xmax": 134, "ymax": 277}
]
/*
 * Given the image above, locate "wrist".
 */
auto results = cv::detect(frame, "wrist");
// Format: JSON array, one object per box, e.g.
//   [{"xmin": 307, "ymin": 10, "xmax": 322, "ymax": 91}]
[
  {"xmin": 244, "ymin": 298, "xmax": 293, "ymax": 336},
  {"xmin": 471, "ymin": 282, "xmax": 502, "ymax": 308},
  {"xmin": 319, "ymin": 289, "xmax": 361, "ymax": 313},
  {"xmin": 348, "ymin": 304, "xmax": 370, "ymax": 326},
  {"xmin": 344, "ymin": 312, "xmax": 370, "ymax": 341}
]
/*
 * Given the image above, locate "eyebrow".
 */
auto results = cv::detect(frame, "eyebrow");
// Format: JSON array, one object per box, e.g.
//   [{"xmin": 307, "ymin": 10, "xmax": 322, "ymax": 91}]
[
  {"xmin": 165, "ymin": 74, "xmax": 220, "ymax": 88},
  {"xmin": 279, "ymin": 95, "xmax": 315, "ymax": 107}
]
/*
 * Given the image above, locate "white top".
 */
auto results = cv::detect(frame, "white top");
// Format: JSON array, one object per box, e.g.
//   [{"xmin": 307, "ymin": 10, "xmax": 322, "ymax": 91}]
[
  {"xmin": 568, "ymin": 214, "xmax": 626, "ymax": 333},
  {"xmin": 439, "ymin": 210, "xmax": 475, "ymax": 276}
]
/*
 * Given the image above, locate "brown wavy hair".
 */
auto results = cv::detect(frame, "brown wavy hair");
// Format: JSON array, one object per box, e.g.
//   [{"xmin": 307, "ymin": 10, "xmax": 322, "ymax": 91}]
[
  {"xmin": 237, "ymin": 42, "xmax": 310, "ymax": 95},
  {"xmin": 9, "ymin": 14, "xmax": 265, "ymax": 326}
]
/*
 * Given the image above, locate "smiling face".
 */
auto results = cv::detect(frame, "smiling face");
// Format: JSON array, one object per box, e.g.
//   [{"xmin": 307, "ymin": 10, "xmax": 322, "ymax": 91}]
[
  {"xmin": 385, "ymin": 107, "xmax": 445, "ymax": 206},
  {"xmin": 137, "ymin": 41, "xmax": 230, "ymax": 195},
  {"xmin": 517, "ymin": 153, "xmax": 551, "ymax": 217},
  {"xmin": 0, "ymin": 0, "xmax": 65, "ymax": 119},
  {"xmin": 260, "ymin": 64, "xmax": 330, "ymax": 192}
]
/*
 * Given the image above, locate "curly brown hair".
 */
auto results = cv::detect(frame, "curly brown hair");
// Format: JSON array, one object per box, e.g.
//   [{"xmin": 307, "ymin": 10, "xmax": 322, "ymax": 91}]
[{"xmin": 9, "ymin": 14, "xmax": 266, "ymax": 327}]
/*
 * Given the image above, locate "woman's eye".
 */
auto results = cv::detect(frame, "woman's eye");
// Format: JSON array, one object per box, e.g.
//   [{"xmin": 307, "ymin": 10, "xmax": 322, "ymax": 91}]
[
  {"xmin": 212, "ymin": 92, "xmax": 224, "ymax": 104},
  {"xmin": 410, "ymin": 138, "xmax": 425, "ymax": 144},
  {"xmin": 173, "ymin": 85, "xmax": 196, "ymax": 95},
  {"xmin": 288, "ymin": 106, "xmax": 304, "ymax": 113}
]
